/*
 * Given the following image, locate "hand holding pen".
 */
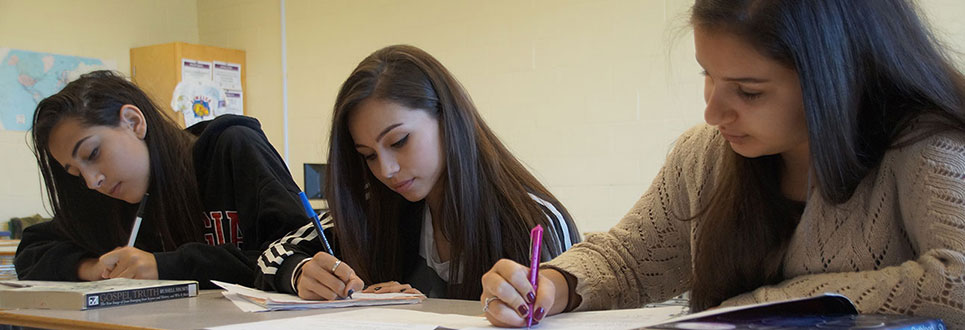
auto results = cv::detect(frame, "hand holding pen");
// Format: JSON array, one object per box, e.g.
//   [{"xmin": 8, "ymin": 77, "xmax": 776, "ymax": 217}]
[
  {"xmin": 294, "ymin": 192, "xmax": 364, "ymax": 300},
  {"xmin": 78, "ymin": 193, "xmax": 158, "ymax": 281},
  {"xmin": 481, "ymin": 225, "xmax": 570, "ymax": 328}
]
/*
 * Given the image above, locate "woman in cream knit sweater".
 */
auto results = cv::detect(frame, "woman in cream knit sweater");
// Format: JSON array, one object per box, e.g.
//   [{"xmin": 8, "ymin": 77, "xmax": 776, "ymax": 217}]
[{"xmin": 481, "ymin": 0, "xmax": 965, "ymax": 327}]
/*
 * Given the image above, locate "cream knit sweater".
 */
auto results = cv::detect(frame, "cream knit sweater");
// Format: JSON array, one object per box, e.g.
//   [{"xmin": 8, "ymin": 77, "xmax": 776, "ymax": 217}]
[{"xmin": 545, "ymin": 124, "xmax": 965, "ymax": 327}]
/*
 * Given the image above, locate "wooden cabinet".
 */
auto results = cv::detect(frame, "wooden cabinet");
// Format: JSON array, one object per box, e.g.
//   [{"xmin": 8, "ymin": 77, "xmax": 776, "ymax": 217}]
[{"xmin": 130, "ymin": 42, "xmax": 246, "ymax": 127}]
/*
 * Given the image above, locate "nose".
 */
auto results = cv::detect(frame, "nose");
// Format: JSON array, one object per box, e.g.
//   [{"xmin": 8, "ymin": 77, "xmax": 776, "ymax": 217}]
[
  {"xmin": 376, "ymin": 154, "xmax": 400, "ymax": 180},
  {"xmin": 703, "ymin": 82, "xmax": 736, "ymax": 127},
  {"xmin": 80, "ymin": 168, "xmax": 105, "ymax": 190}
]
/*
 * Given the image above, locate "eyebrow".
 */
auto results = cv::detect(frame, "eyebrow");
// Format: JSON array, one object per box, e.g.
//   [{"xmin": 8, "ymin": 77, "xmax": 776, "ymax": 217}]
[
  {"xmin": 722, "ymin": 76, "xmax": 770, "ymax": 83},
  {"xmin": 71, "ymin": 135, "xmax": 93, "ymax": 158},
  {"xmin": 355, "ymin": 123, "xmax": 403, "ymax": 148},
  {"xmin": 696, "ymin": 60, "xmax": 770, "ymax": 84}
]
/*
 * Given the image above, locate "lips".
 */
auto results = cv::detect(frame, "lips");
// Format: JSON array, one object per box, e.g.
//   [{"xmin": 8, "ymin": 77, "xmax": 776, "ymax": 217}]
[
  {"xmin": 108, "ymin": 182, "xmax": 121, "ymax": 196},
  {"xmin": 718, "ymin": 128, "xmax": 748, "ymax": 143},
  {"xmin": 392, "ymin": 178, "xmax": 414, "ymax": 191}
]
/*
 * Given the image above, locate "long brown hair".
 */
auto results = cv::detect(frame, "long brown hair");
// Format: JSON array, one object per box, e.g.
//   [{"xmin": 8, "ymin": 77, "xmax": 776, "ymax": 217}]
[
  {"xmin": 687, "ymin": 0, "xmax": 965, "ymax": 311},
  {"xmin": 327, "ymin": 45, "xmax": 577, "ymax": 299},
  {"xmin": 31, "ymin": 70, "xmax": 205, "ymax": 254}
]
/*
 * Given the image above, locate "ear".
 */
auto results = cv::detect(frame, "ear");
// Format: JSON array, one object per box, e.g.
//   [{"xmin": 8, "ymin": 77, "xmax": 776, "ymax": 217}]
[{"xmin": 118, "ymin": 105, "xmax": 148, "ymax": 139}]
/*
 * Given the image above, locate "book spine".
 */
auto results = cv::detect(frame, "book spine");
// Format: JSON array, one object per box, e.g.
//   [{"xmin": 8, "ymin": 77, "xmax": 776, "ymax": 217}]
[{"xmin": 84, "ymin": 284, "xmax": 196, "ymax": 309}]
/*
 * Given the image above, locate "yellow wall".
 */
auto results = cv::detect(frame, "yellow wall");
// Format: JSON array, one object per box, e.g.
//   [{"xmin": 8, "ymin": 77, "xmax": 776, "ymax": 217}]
[
  {"xmin": 0, "ymin": 0, "xmax": 198, "ymax": 223},
  {"xmin": 274, "ymin": 0, "xmax": 965, "ymax": 233},
  {"xmin": 4, "ymin": 0, "xmax": 965, "ymax": 235},
  {"xmin": 278, "ymin": 0, "xmax": 707, "ymax": 233},
  {"xmin": 196, "ymin": 0, "xmax": 284, "ymax": 152}
]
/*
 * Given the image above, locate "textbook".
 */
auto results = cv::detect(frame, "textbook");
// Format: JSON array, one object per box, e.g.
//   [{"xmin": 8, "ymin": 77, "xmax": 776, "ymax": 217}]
[
  {"xmin": 642, "ymin": 294, "xmax": 945, "ymax": 329},
  {"xmin": 212, "ymin": 280, "xmax": 424, "ymax": 312},
  {"xmin": 0, "ymin": 278, "xmax": 198, "ymax": 310}
]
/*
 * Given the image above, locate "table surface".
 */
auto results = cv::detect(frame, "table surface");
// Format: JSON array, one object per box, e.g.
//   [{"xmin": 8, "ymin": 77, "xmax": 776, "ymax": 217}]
[{"xmin": 0, "ymin": 290, "xmax": 484, "ymax": 330}]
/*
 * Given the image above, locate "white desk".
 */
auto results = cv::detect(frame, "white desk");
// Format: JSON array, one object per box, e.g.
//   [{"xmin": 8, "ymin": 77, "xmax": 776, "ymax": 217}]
[{"xmin": 0, "ymin": 290, "xmax": 483, "ymax": 330}]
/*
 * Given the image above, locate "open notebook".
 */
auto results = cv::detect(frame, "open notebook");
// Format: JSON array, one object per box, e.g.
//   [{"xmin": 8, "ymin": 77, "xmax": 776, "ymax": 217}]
[{"xmin": 212, "ymin": 280, "xmax": 424, "ymax": 312}]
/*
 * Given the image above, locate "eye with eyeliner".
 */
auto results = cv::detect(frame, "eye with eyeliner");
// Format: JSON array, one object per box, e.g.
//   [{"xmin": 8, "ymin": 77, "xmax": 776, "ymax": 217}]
[
  {"xmin": 391, "ymin": 134, "xmax": 409, "ymax": 148},
  {"xmin": 88, "ymin": 147, "xmax": 99, "ymax": 161}
]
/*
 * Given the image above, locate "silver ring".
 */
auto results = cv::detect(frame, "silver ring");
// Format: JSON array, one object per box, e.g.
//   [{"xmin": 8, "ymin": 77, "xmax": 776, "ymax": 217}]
[
  {"xmin": 331, "ymin": 260, "xmax": 342, "ymax": 273},
  {"xmin": 483, "ymin": 296, "xmax": 499, "ymax": 313}
]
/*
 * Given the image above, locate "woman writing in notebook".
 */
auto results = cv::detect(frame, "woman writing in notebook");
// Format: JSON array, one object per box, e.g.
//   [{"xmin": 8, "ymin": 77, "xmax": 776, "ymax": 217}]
[
  {"xmin": 481, "ymin": 0, "xmax": 965, "ymax": 327},
  {"xmin": 254, "ymin": 45, "xmax": 581, "ymax": 302},
  {"xmin": 16, "ymin": 71, "xmax": 309, "ymax": 288}
]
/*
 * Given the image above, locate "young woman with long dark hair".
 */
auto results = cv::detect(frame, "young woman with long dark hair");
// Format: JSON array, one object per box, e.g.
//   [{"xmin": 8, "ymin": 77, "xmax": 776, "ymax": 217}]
[
  {"xmin": 16, "ymin": 70, "xmax": 309, "ymax": 287},
  {"xmin": 255, "ymin": 45, "xmax": 581, "ymax": 301},
  {"xmin": 481, "ymin": 0, "xmax": 965, "ymax": 327}
]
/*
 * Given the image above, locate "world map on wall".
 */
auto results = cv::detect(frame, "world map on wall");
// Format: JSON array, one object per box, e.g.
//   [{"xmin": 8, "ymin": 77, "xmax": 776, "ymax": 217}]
[{"xmin": 0, "ymin": 48, "xmax": 114, "ymax": 131}]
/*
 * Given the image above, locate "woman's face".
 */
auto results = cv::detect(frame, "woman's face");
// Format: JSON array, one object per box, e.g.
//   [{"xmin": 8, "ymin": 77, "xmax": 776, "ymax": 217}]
[
  {"xmin": 695, "ymin": 26, "xmax": 809, "ymax": 160},
  {"xmin": 349, "ymin": 99, "xmax": 446, "ymax": 202},
  {"xmin": 47, "ymin": 105, "xmax": 150, "ymax": 204}
]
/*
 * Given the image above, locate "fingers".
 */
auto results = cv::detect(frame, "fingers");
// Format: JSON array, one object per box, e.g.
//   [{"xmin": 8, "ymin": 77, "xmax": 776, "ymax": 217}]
[
  {"xmin": 484, "ymin": 300, "xmax": 529, "ymax": 328},
  {"xmin": 296, "ymin": 270, "xmax": 339, "ymax": 300},
  {"xmin": 402, "ymin": 287, "xmax": 423, "ymax": 296},
  {"xmin": 365, "ymin": 281, "xmax": 413, "ymax": 294},
  {"xmin": 345, "ymin": 275, "xmax": 364, "ymax": 296},
  {"xmin": 481, "ymin": 259, "xmax": 538, "ymax": 327},
  {"xmin": 487, "ymin": 259, "xmax": 533, "ymax": 309},
  {"xmin": 77, "ymin": 258, "xmax": 109, "ymax": 281},
  {"xmin": 532, "ymin": 273, "xmax": 556, "ymax": 323},
  {"xmin": 363, "ymin": 281, "xmax": 401, "ymax": 293},
  {"xmin": 298, "ymin": 257, "xmax": 345, "ymax": 300},
  {"xmin": 99, "ymin": 247, "xmax": 158, "ymax": 280},
  {"xmin": 98, "ymin": 251, "xmax": 121, "ymax": 278}
]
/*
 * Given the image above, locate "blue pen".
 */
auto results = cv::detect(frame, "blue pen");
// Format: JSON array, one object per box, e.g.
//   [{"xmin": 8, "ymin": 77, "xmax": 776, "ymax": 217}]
[
  {"xmin": 297, "ymin": 192, "xmax": 335, "ymax": 256},
  {"xmin": 297, "ymin": 192, "xmax": 353, "ymax": 299}
]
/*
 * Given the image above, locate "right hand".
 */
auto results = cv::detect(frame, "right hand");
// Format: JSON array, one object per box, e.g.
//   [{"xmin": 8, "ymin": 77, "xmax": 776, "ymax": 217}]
[
  {"xmin": 77, "ymin": 258, "xmax": 111, "ymax": 281},
  {"xmin": 295, "ymin": 252, "xmax": 364, "ymax": 300},
  {"xmin": 480, "ymin": 259, "xmax": 570, "ymax": 328}
]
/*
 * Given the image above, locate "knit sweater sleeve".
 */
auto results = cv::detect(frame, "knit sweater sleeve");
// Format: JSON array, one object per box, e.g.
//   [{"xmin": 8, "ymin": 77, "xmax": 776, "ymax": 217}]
[
  {"xmin": 720, "ymin": 132, "xmax": 965, "ymax": 327},
  {"xmin": 543, "ymin": 125, "xmax": 719, "ymax": 311}
]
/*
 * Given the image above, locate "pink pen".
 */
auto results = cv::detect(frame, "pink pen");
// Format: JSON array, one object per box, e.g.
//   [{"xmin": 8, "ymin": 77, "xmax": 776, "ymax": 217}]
[{"xmin": 527, "ymin": 224, "xmax": 543, "ymax": 328}]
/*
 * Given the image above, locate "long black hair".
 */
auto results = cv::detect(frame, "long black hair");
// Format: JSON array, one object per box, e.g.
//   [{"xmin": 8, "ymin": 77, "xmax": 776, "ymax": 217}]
[
  {"xmin": 327, "ymin": 45, "xmax": 578, "ymax": 299},
  {"xmin": 688, "ymin": 0, "xmax": 965, "ymax": 311},
  {"xmin": 31, "ymin": 70, "xmax": 204, "ymax": 254}
]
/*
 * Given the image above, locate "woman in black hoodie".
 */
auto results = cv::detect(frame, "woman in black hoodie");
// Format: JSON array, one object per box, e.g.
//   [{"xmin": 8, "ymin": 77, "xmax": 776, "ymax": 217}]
[{"xmin": 16, "ymin": 70, "xmax": 308, "ymax": 288}]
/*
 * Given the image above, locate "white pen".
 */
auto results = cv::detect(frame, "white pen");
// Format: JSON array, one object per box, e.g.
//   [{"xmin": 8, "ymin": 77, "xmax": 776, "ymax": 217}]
[{"xmin": 126, "ymin": 193, "xmax": 150, "ymax": 247}]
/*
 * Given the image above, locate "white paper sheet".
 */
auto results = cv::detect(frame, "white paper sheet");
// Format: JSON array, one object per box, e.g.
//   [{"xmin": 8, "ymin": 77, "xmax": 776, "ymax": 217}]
[
  {"xmin": 223, "ymin": 89, "xmax": 243, "ymax": 115},
  {"xmin": 181, "ymin": 58, "xmax": 212, "ymax": 83},
  {"xmin": 212, "ymin": 280, "xmax": 423, "ymax": 312},
  {"xmin": 213, "ymin": 61, "xmax": 242, "ymax": 90},
  {"xmin": 206, "ymin": 305, "xmax": 687, "ymax": 330}
]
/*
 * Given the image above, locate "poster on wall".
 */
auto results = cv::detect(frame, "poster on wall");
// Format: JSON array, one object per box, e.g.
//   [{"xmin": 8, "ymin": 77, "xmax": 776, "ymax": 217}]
[
  {"xmin": 181, "ymin": 58, "xmax": 212, "ymax": 83},
  {"xmin": 174, "ymin": 58, "xmax": 241, "ymax": 127},
  {"xmin": 171, "ymin": 79, "xmax": 227, "ymax": 128},
  {"xmin": 212, "ymin": 61, "xmax": 241, "ymax": 90},
  {"xmin": 0, "ymin": 48, "xmax": 116, "ymax": 131},
  {"xmin": 213, "ymin": 61, "xmax": 243, "ymax": 116}
]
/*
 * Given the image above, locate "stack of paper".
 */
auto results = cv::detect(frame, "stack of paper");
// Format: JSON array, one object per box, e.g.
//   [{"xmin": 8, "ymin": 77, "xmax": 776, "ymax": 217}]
[{"xmin": 212, "ymin": 280, "xmax": 424, "ymax": 312}]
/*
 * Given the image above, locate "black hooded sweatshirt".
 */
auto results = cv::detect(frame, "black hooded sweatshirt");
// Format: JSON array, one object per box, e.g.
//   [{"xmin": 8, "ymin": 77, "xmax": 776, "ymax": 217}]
[{"xmin": 15, "ymin": 115, "xmax": 310, "ymax": 288}]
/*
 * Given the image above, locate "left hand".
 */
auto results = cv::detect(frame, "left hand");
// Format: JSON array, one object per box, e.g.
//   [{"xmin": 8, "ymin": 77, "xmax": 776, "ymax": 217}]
[
  {"xmin": 98, "ymin": 246, "xmax": 159, "ymax": 280},
  {"xmin": 363, "ymin": 281, "xmax": 423, "ymax": 295}
]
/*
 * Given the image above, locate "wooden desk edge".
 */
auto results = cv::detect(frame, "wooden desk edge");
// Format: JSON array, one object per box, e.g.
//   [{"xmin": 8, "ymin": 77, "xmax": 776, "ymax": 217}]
[{"xmin": 0, "ymin": 310, "xmax": 159, "ymax": 330}]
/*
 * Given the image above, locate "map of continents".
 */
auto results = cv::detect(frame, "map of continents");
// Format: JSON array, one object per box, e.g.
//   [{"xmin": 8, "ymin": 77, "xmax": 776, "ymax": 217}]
[{"xmin": 0, "ymin": 48, "xmax": 114, "ymax": 131}]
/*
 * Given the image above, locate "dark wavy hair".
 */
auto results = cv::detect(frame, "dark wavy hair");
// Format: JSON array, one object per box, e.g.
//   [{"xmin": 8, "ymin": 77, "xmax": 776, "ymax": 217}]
[
  {"xmin": 31, "ymin": 70, "xmax": 204, "ymax": 254},
  {"xmin": 327, "ymin": 45, "xmax": 579, "ymax": 299},
  {"xmin": 687, "ymin": 0, "xmax": 965, "ymax": 311}
]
